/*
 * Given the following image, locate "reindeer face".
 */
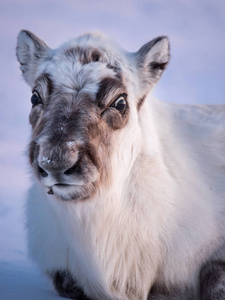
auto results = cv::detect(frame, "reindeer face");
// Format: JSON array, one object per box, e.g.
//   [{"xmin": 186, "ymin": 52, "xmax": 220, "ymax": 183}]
[
  {"xmin": 28, "ymin": 67, "xmax": 130, "ymax": 201},
  {"xmin": 17, "ymin": 31, "xmax": 169, "ymax": 201}
]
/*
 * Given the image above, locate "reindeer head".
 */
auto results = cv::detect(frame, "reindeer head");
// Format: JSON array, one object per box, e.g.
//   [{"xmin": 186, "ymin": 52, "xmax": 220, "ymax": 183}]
[{"xmin": 16, "ymin": 30, "xmax": 169, "ymax": 201}]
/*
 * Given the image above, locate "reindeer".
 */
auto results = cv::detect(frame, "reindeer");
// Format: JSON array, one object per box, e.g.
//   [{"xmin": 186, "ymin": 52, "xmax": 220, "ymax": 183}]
[{"xmin": 16, "ymin": 30, "xmax": 225, "ymax": 300}]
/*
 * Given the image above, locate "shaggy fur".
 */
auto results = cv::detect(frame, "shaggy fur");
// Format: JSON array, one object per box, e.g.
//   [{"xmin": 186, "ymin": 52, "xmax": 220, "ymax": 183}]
[{"xmin": 16, "ymin": 30, "xmax": 225, "ymax": 299}]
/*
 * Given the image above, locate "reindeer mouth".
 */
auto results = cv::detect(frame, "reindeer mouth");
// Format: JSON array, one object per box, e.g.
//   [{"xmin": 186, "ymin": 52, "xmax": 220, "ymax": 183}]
[
  {"xmin": 47, "ymin": 184, "xmax": 70, "ymax": 195},
  {"xmin": 47, "ymin": 183, "xmax": 75, "ymax": 196},
  {"xmin": 46, "ymin": 181, "xmax": 97, "ymax": 201}
]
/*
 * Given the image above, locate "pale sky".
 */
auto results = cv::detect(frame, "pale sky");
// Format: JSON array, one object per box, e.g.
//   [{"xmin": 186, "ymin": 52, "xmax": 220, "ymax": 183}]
[{"xmin": 0, "ymin": 0, "xmax": 225, "ymax": 206}]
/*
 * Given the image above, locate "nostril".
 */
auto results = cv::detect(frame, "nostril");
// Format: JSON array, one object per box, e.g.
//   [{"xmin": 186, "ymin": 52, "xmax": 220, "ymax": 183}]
[
  {"xmin": 64, "ymin": 163, "xmax": 81, "ymax": 175},
  {"xmin": 38, "ymin": 166, "xmax": 48, "ymax": 178}
]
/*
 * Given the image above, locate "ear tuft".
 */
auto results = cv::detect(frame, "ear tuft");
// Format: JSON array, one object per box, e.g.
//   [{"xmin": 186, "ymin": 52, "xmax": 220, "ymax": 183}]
[{"xmin": 16, "ymin": 30, "xmax": 49, "ymax": 86}]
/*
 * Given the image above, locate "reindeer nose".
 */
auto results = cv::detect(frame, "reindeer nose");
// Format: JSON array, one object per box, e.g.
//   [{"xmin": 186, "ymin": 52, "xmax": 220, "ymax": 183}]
[
  {"xmin": 63, "ymin": 163, "xmax": 81, "ymax": 175},
  {"xmin": 37, "ymin": 162, "xmax": 80, "ymax": 178},
  {"xmin": 38, "ymin": 165, "xmax": 49, "ymax": 177}
]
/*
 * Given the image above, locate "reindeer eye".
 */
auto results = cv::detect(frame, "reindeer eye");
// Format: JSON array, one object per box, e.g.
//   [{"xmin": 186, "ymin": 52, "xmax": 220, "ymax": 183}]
[
  {"xmin": 111, "ymin": 94, "xmax": 127, "ymax": 112},
  {"xmin": 31, "ymin": 91, "xmax": 42, "ymax": 107}
]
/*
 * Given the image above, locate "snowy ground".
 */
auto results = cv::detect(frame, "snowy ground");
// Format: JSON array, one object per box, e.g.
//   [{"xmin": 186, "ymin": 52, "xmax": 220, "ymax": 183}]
[
  {"xmin": 0, "ymin": 161, "xmax": 61, "ymax": 299},
  {"xmin": 0, "ymin": 0, "xmax": 225, "ymax": 299}
]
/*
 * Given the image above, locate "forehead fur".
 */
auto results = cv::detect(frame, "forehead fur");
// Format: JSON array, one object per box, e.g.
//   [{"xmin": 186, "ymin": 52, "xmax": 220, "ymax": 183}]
[
  {"xmin": 58, "ymin": 32, "xmax": 129, "ymax": 69},
  {"xmin": 36, "ymin": 33, "xmax": 133, "ymax": 96}
]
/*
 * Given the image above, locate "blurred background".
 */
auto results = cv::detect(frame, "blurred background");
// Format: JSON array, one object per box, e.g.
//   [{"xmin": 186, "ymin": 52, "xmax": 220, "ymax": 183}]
[{"xmin": 0, "ymin": 0, "xmax": 225, "ymax": 298}]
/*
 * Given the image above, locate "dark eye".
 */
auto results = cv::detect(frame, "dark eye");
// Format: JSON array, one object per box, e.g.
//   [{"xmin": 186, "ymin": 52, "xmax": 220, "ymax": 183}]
[
  {"xmin": 111, "ymin": 94, "xmax": 127, "ymax": 112},
  {"xmin": 31, "ymin": 91, "xmax": 42, "ymax": 107}
]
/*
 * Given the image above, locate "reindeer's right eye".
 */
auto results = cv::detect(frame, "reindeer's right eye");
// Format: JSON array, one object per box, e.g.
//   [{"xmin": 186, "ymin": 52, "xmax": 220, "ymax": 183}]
[{"xmin": 31, "ymin": 91, "xmax": 42, "ymax": 107}]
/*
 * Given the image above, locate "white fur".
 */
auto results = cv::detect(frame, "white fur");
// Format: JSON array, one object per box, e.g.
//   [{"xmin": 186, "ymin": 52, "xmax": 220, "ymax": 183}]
[{"xmin": 17, "ymin": 32, "xmax": 225, "ymax": 299}]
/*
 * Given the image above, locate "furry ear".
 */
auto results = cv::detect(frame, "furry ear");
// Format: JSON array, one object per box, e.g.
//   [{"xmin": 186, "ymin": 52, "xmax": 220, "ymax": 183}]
[
  {"xmin": 16, "ymin": 30, "xmax": 49, "ymax": 86},
  {"xmin": 136, "ymin": 36, "xmax": 170, "ymax": 96}
]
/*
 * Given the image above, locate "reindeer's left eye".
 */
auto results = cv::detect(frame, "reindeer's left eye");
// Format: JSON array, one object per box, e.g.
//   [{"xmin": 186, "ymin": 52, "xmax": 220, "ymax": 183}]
[
  {"xmin": 31, "ymin": 91, "xmax": 42, "ymax": 107},
  {"xmin": 111, "ymin": 94, "xmax": 127, "ymax": 113}
]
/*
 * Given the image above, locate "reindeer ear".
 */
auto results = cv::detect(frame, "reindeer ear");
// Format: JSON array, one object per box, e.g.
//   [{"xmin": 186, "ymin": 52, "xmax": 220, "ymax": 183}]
[
  {"xmin": 136, "ymin": 36, "xmax": 170, "ymax": 94},
  {"xmin": 16, "ymin": 30, "xmax": 49, "ymax": 86}
]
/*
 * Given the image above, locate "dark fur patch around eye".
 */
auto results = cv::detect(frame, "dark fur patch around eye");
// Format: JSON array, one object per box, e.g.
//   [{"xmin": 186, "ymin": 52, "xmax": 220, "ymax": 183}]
[
  {"xmin": 96, "ymin": 77, "xmax": 126, "ymax": 108},
  {"xmin": 103, "ymin": 108, "xmax": 129, "ymax": 130},
  {"xmin": 44, "ymin": 73, "xmax": 54, "ymax": 95},
  {"xmin": 96, "ymin": 77, "xmax": 129, "ymax": 130},
  {"xmin": 35, "ymin": 73, "xmax": 54, "ymax": 96}
]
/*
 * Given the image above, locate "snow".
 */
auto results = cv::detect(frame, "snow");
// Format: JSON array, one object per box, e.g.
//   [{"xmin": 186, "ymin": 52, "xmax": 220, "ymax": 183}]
[
  {"xmin": 0, "ymin": 0, "xmax": 224, "ymax": 299},
  {"xmin": 0, "ymin": 261, "xmax": 61, "ymax": 300},
  {"xmin": 0, "ymin": 174, "xmax": 61, "ymax": 299}
]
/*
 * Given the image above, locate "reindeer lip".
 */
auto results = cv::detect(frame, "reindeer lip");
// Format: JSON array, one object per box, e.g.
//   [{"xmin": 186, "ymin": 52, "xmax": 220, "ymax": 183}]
[
  {"xmin": 45, "ymin": 181, "xmax": 97, "ymax": 202},
  {"xmin": 54, "ymin": 183, "xmax": 71, "ymax": 187},
  {"xmin": 46, "ymin": 184, "xmax": 75, "ymax": 196}
]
